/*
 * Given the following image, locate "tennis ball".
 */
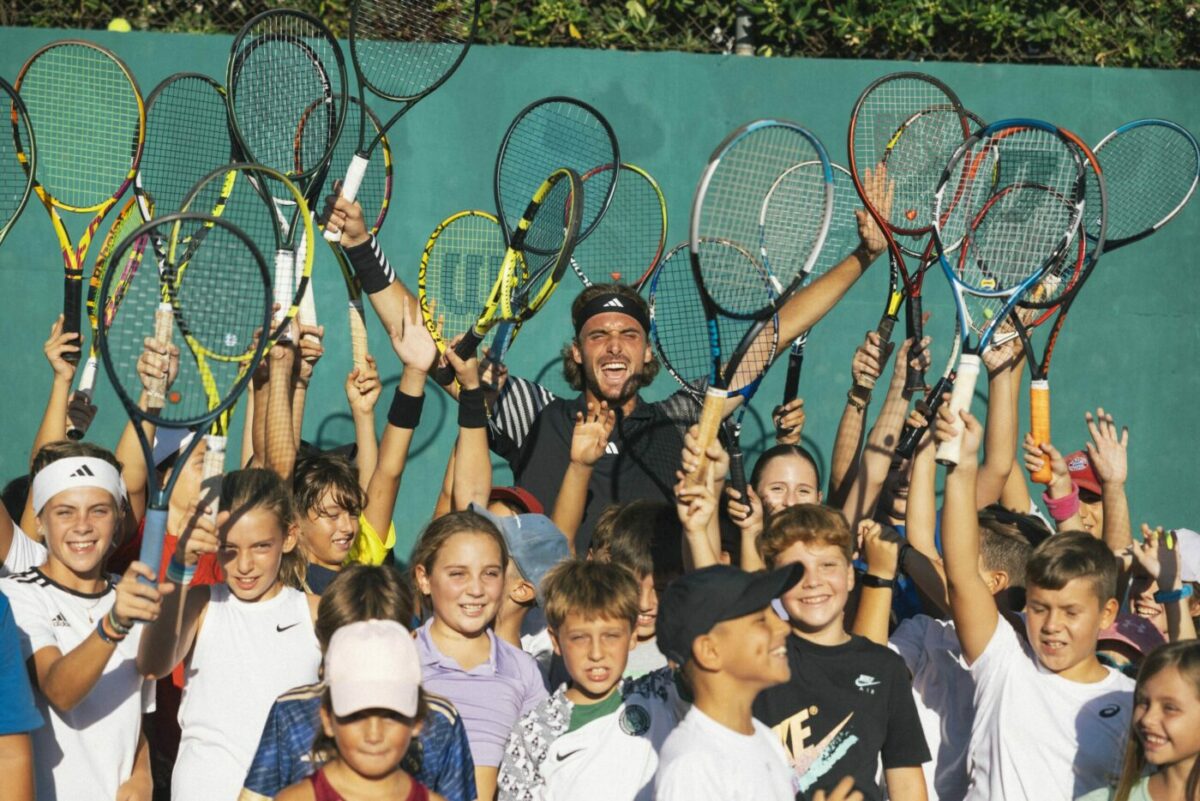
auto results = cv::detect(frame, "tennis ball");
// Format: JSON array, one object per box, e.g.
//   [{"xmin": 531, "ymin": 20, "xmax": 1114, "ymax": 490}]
[{"xmin": 107, "ymin": 17, "xmax": 132, "ymax": 32}]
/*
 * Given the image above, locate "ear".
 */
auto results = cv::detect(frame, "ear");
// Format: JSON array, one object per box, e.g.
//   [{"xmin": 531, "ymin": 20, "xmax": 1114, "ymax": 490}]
[
  {"xmin": 414, "ymin": 563, "xmax": 432, "ymax": 596},
  {"xmin": 510, "ymin": 579, "xmax": 536, "ymax": 605},
  {"xmin": 548, "ymin": 627, "xmax": 563, "ymax": 657},
  {"xmin": 571, "ymin": 340, "xmax": 583, "ymax": 366},
  {"xmin": 627, "ymin": 626, "xmax": 639, "ymax": 650},
  {"xmin": 641, "ymin": 341, "xmax": 652, "ymax": 365},
  {"xmin": 846, "ymin": 561, "xmax": 856, "ymax": 592},
  {"xmin": 985, "ymin": 569, "xmax": 1011, "ymax": 594},
  {"xmin": 1100, "ymin": 596, "xmax": 1120, "ymax": 629},
  {"xmin": 691, "ymin": 632, "xmax": 721, "ymax": 672},
  {"xmin": 281, "ymin": 522, "xmax": 300, "ymax": 554},
  {"xmin": 319, "ymin": 704, "xmax": 334, "ymax": 738}
]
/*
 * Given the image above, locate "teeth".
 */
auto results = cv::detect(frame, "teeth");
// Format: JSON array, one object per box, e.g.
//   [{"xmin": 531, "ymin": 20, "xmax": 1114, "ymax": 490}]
[{"xmin": 771, "ymin": 646, "xmax": 787, "ymax": 657}]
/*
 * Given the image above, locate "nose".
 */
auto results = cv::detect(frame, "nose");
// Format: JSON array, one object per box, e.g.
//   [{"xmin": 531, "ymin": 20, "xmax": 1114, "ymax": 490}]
[
  {"xmin": 588, "ymin": 636, "xmax": 604, "ymax": 662},
  {"xmin": 466, "ymin": 572, "xmax": 485, "ymax": 597},
  {"xmin": 1041, "ymin": 609, "xmax": 1065, "ymax": 631},
  {"xmin": 338, "ymin": 510, "xmax": 356, "ymax": 535},
  {"xmin": 237, "ymin": 547, "xmax": 254, "ymax": 575},
  {"xmin": 365, "ymin": 714, "xmax": 383, "ymax": 742}
]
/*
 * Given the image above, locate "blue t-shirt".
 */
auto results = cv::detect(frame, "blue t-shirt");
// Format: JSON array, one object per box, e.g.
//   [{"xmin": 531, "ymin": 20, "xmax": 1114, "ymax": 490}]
[
  {"xmin": 241, "ymin": 682, "xmax": 476, "ymax": 801},
  {"xmin": 0, "ymin": 593, "xmax": 42, "ymax": 735}
]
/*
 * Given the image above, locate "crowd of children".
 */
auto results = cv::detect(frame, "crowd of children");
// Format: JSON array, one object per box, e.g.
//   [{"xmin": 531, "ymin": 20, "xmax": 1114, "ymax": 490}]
[{"xmin": 1, "ymin": 192, "xmax": 1197, "ymax": 801}]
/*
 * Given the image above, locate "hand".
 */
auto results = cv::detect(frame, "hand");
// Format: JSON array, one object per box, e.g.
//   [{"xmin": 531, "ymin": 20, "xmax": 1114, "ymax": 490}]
[
  {"xmin": 480, "ymin": 349, "xmax": 510, "ymax": 407},
  {"xmin": 344, "ymin": 355, "xmax": 382, "ymax": 416},
  {"xmin": 442, "ymin": 334, "xmax": 480, "ymax": 391},
  {"xmin": 679, "ymin": 423, "xmax": 729, "ymax": 484},
  {"xmin": 136, "ymin": 336, "xmax": 180, "ymax": 394},
  {"xmin": 812, "ymin": 776, "xmax": 864, "ymax": 801},
  {"xmin": 388, "ymin": 295, "xmax": 438, "ymax": 374},
  {"xmin": 860, "ymin": 520, "xmax": 902, "ymax": 580},
  {"xmin": 982, "ymin": 335, "xmax": 1019, "ymax": 375},
  {"xmin": 1130, "ymin": 524, "xmax": 1182, "ymax": 590},
  {"xmin": 570, "ymin": 401, "xmax": 615, "ymax": 467},
  {"xmin": 44, "ymin": 314, "xmax": 81, "ymax": 382},
  {"xmin": 726, "ymin": 483, "xmax": 764, "ymax": 530},
  {"xmin": 674, "ymin": 474, "xmax": 718, "ymax": 539},
  {"xmin": 905, "ymin": 407, "xmax": 933, "ymax": 453},
  {"xmin": 115, "ymin": 768, "xmax": 152, "ymax": 801},
  {"xmin": 1085, "ymin": 407, "xmax": 1128, "ymax": 487},
  {"xmin": 934, "ymin": 399, "xmax": 983, "ymax": 462},
  {"xmin": 1022, "ymin": 433, "xmax": 1070, "ymax": 494},
  {"xmin": 856, "ymin": 164, "xmax": 892, "ymax": 260},
  {"xmin": 323, "ymin": 183, "xmax": 370, "ymax": 248},
  {"xmin": 66, "ymin": 390, "xmax": 98, "ymax": 433},
  {"xmin": 112, "ymin": 562, "xmax": 174, "ymax": 627},
  {"xmin": 772, "ymin": 398, "xmax": 806, "ymax": 445},
  {"xmin": 176, "ymin": 504, "xmax": 222, "ymax": 568},
  {"xmin": 294, "ymin": 322, "xmax": 325, "ymax": 385},
  {"xmin": 851, "ymin": 331, "xmax": 888, "ymax": 391},
  {"xmin": 890, "ymin": 336, "xmax": 931, "ymax": 392}
]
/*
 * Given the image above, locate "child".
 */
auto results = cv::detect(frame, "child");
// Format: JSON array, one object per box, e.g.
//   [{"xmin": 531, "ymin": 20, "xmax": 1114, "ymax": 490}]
[
  {"xmin": 654, "ymin": 564, "xmax": 803, "ymax": 801},
  {"xmin": 1078, "ymin": 640, "xmax": 1200, "ymax": 801},
  {"xmin": 497, "ymin": 559, "xmax": 684, "ymax": 800},
  {"xmin": 936, "ymin": 404, "xmax": 1133, "ymax": 800},
  {"xmin": 412, "ymin": 509, "xmax": 548, "ymax": 801},
  {"xmin": 751, "ymin": 504, "xmax": 930, "ymax": 801},
  {"xmin": 1, "ymin": 444, "xmax": 161, "ymax": 800},
  {"xmin": 276, "ymin": 619, "xmax": 447, "ymax": 801},
  {"xmin": 242, "ymin": 564, "xmax": 477, "ymax": 801},
  {"xmin": 138, "ymin": 468, "xmax": 322, "ymax": 801}
]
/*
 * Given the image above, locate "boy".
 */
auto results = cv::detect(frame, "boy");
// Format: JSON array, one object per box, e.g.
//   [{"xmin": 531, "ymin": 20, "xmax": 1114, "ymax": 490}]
[
  {"xmin": 936, "ymin": 404, "xmax": 1133, "ymax": 800},
  {"xmin": 654, "ymin": 563, "xmax": 802, "ymax": 801},
  {"xmin": 497, "ymin": 559, "xmax": 683, "ymax": 801},
  {"xmin": 752, "ymin": 504, "xmax": 929, "ymax": 801}
]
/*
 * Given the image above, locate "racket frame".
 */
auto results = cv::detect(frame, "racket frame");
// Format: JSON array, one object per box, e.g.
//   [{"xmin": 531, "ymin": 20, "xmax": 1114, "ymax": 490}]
[
  {"xmin": 0, "ymin": 75, "xmax": 36, "ymax": 248},
  {"xmin": 569, "ymin": 162, "xmax": 668, "ymax": 289}
]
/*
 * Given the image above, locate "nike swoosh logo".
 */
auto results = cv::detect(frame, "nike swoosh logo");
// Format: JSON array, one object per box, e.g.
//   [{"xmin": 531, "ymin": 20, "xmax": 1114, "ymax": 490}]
[
  {"xmin": 555, "ymin": 749, "xmax": 584, "ymax": 762},
  {"xmin": 276, "ymin": 623, "xmax": 300, "ymax": 633}
]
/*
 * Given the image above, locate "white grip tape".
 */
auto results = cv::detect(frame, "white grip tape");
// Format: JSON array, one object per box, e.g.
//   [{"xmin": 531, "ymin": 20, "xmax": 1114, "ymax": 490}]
[
  {"xmin": 299, "ymin": 279, "xmax": 317, "ymax": 327},
  {"xmin": 77, "ymin": 356, "xmax": 98, "ymax": 398},
  {"xmin": 273, "ymin": 249, "xmax": 294, "ymax": 316},
  {"xmin": 324, "ymin": 154, "xmax": 370, "ymax": 242},
  {"xmin": 935, "ymin": 354, "xmax": 981, "ymax": 467}
]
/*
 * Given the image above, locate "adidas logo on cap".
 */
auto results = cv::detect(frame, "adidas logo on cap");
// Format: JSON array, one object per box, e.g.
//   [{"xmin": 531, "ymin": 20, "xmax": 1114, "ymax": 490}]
[
  {"xmin": 603, "ymin": 298, "xmax": 625, "ymax": 308},
  {"xmin": 69, "ymin": 465, "xmax": 96, "ymax": 478}
]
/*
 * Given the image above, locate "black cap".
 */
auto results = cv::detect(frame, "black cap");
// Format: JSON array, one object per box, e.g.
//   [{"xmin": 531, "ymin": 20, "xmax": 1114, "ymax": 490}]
[{"xmin": 657, "ymin": 564, "xmax": 804, "ymax": 666}]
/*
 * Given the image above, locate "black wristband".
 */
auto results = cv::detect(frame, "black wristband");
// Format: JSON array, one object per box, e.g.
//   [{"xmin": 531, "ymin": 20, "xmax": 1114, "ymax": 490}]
[
  {"xmin": 859, "ymin": 573, "xmax": 897, "ymax": 590},
  {"xmin": 458, "ymin": 387, "xmax": 487, "ymax": 429},
  {"xmin": 387, "ymin": 389, "xmax": 425, "ymax": 429},
  {"xmin": 343, "ymin": 235, "xmax": 395, "ymax": 295}
]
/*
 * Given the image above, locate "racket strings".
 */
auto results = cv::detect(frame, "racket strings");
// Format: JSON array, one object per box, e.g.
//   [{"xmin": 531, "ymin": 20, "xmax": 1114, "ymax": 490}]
[
  {"xmin": 760, "ymin": 157, "xmax": 831, "ymax": 282},
  {"xmin": 1, "ymin": 86, "xmax": 32, "ymax": 232},
  {"xmin": 425, "ymin": 212, "xmax": 507, "ymax": 342},
  {"xmin": 959, "ymin": 183, "xmax": 1078, "ymax": 292},
  {"xmin": 354, "ymin": 0, "xmax": 475, "ymax": 99},
  {"xmin": 810, "ymin": 165, "xmax": 863, "ymax": 277},
  {"xmin": 19, "ymin": 44, "xmax": 142, "ymax": 210},
  {"xmin": 516, "ymin": 171, "xmax": 580, "ymax": 261},
  {"xmin": 89, "ymin": 200, "xmax": 147, "ymax": 330},
  {"xmin": 1098, "ymin": 123, "xmax": 1200, "ymax": 240},
  {"xmin": 570, "ymin": 164, "xmax": 667, "ymax": 285}
]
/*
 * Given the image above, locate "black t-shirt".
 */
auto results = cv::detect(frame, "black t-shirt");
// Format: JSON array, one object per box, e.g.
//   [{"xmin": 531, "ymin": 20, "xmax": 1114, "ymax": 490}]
[{"xmin": 752, "ymin": 633, "xmax": 929, "ymax": 801}]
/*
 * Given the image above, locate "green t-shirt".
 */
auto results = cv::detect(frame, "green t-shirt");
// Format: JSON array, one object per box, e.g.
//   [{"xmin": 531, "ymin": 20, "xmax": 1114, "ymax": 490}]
[
  {"xmin": 1074, "ymin": 777, "xmax": 1151, "ymax": 801},
  {"xmin": 567, "ymin": 690, "xmax": 624, "ymax": 733}
]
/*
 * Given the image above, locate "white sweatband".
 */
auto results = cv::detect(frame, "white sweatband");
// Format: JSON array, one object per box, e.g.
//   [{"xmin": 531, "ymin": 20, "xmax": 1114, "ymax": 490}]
[{"xmin": 32, "ymin": 457, "xmax": 124, "ymax": 515}]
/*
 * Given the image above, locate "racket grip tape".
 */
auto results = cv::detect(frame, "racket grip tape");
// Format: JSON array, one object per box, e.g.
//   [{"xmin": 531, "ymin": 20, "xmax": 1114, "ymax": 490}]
[
  {"xmin": 1029, "ymin": 379, "xmax": 1052, "ymax": 484},
  {"xmin": 200, "ymin": 435, "xmax": 225, "ymax": 525},
  {"xmin": 935, "ymin": 355, "xmax": 981, "ymax": 467},
  {"xmin": 62, "ymin": 275, "xmax": 81, "ymax": 365},
  {"xmin": 349, "ymin": 300, "xmax": 369, "ymax": 372},
  {"xmin": 688, "ymin": 387, "xmax": 727, "ymax": 487},
  {"xmin": 138, "ymin": 508, "xmax": 170, "ymax": 588},
  {"xmin": 324, "ymin": 154, "xmax": 370, "ymax": 243},
  {"xmin": 896, "ymin": 374, "xmax": 954, "ymax": 459},
  {"xmin": 66, "ymin": 357, "xmax": 100, "ymax": 441},
  {"xmin": 145, "ymin": 303, "xmax": 175, "ymax": 405},
  {"xmin": 782, "ymin": 349, "xmax": 803, "ymax": 405},
  {"xmin": 729, "ymin": 446, "xmax": 748, "ymax": 503},
  {"xmin": 905, "ymin": 296, "xmax": 926, "ymax": 394},
  {"xmin": 432, "ymin": 328, "xmax": 485, "ymax": 387}
]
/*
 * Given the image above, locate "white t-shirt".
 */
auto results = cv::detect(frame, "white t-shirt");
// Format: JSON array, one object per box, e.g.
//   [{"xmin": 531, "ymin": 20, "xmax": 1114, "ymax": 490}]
[
  {"xmin": 965, "ymin": 617, "xmax": 1134, "ymax": 801},
  {"xmin": 624, "ymin": 637, "xmax": 668, "ymax": 679},
  {"xmin": 655, "ymin": 706, "xmax": 796, "ymax": 801},
  {"xmin": 0, "ymin": 523, "xmax": 47, "ymax": 578},
  {"xmin": 889, "ymin": 614, "xmax": 974, "ymax": 801},
  {"xmin": 0, "ymin": 568, "xmax": 153, "ymax": 801}
]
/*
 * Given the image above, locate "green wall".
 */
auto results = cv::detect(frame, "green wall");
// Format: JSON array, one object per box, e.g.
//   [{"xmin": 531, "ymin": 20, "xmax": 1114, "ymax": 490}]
[{"xmin": 2, "ymin": 28, "xmax": 1197, "ymax": 556}]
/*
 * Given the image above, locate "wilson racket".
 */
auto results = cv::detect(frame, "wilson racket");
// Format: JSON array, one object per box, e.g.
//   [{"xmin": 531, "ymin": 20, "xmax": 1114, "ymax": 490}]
[
  {"xmin": 97, "ymin": 211, "xmax": 271, "ymax": 584},
  {"xmin": 495, "ymin": 97, "xmax": 618, "ymax": 253},
  {"xmin": 688, "ymin": 120, "xmax": 833, "ymax": 490},
  {"xmin": 14, "ymin": 40, "xmax": 145, "ymax": 356},
  {"xmin": 431, "ymin": 167, "xmax": 584, "ymax": 386},
  {"xmin": 569, "ymin": 162, "xmax": 667, "ymax": 288},
  {"xmin": 932, "ymin": 119, "xmax": 1086, "ymax": 466},
  {"xmin": 0, "ymin": 76, "xmax": 36, "ymax": 249},
  {"xmin": 324, "ymin": 0, "xmax": 480, "ymax": 242},
  {"xmin": 848, "ymin": 73, "xmax": 971, "ymax": 394}
]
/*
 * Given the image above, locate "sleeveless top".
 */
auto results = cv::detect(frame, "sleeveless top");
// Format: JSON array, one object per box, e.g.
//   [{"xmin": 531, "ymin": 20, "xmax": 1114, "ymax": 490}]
[{"xmin": 309, "ymin": 765, "xmax": 431, "ymax": 801}]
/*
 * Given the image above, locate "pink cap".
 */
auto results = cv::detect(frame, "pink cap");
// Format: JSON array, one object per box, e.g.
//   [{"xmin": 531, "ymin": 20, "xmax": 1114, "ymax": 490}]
[
  {"xmin": 1099, "ymin": 613, "xmax": 1165, "ymax": 656},
  {"xmin": 1064, "ymin": 451, "xmax": 1102, "ymax": 496},
  {"xmin": 325, "ymin": 620, "xmax": 421, "ymax": 718}
]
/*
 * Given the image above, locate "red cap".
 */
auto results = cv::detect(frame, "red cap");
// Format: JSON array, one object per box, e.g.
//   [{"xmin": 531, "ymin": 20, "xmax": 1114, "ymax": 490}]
[
  {"xmin": 1099, "ymin": 613, "xmax": 1165, "ymax": 656},
  {"xmin": 488, "ymin": 486, "xmax": 544, "ymax": 515},
  {"xmin": 1064, "ymin": 451, "xmax": 1102, "ymax": 496}
]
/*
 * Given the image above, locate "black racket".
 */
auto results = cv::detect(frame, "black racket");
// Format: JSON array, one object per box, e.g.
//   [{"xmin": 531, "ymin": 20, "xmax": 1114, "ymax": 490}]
[{"xmin": 0, "ymin": 76, "xmax": 36, "ymax": 249}]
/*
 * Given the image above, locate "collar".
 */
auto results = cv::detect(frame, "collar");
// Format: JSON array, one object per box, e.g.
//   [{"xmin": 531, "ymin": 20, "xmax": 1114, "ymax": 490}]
[{"xmin": 417, "ymin": 618, "xmax": 500, "ymax": 675}]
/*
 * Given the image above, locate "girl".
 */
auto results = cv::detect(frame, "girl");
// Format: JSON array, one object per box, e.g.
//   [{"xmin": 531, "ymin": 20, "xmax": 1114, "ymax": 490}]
[
  {"xmin": 137, "ymin": 468, "xmax": 322, "ymax": 801},
  {"xmin": 750, "ymin": 444, "xmax": 824, "ymax": 516},
  {"xmin": 412, "ymin": 510, "xmax": 547, "ymax": 801},
  {"xmin": 1078, "ymin": 640, "xmax": 1200, "ymax": 801},
  {"xmin": 277, "ymin": 619, "xmax": 447, "ymax": 801}
]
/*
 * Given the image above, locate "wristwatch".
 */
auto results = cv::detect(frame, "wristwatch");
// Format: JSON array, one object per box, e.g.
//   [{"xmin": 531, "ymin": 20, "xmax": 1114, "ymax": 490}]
[{"xmin": 859, "ymin": 573, "xmax": 897, "ymax": 590}]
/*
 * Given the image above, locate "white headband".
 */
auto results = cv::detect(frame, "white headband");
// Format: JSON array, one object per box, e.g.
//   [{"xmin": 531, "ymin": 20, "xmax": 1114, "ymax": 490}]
[{"xmin": 32, "ymin": 457, "xmax": 125, "ymax": 515}]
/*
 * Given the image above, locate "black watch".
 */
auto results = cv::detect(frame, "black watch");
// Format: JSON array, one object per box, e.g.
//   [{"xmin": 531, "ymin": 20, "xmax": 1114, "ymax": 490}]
[{"xmin": 859, "ymin": 573, "xmax": 897, "ymax": 590}]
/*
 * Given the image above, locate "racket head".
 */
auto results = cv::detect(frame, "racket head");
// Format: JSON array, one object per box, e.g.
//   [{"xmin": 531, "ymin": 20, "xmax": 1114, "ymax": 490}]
[
  {"xmin": 0, "ymin": 77, "xmax": 35, "ymax": 246},
  {"xmin": 811, "ymin": 163, "xmax": 865, "ymax": 278},
  {"xmin": 87, "ymin": 197, "xmax": 146, "ymax": 348},
  {"xmin": 418, "ymin": 209, "xmax": 512, "ymax": 352},
  {"xmin": 227, "ymin": 9, "xmax": 348, "ymax": 183},
  {"xmin": 97, "ymin": 211, "xmax": 272, "ymax": 429},
  {"xmin": 1093, "ymin": 119, "xmax": 1199, "ymax": 249},
  {"xmin": 348, "ymin": 0, "xmax": 481, "ymax": 102},
  {"xmin": 15, "ymin": 39, "xmax": 145, "ymax": 213},
  {"xmin": 135, "ymin": 73, "xmax": 234, "ymax": 223},
  {"xmin": 494, "ymin": 96, "xmax": 618, "ymax": 253},
  {"xmin": 569, "ymin": 162, "xmax": 667, "ymax": 289},
  {"xmin": 329, "ymin": 95, "xmax": 394, "ymax": 236},
  {"xmin": 507, "ymin": 167, "xmax": 585, "ymax": 321},
  {"xmin": 690, "ymin": 119, "xmax": 833, "ymax": 320}
]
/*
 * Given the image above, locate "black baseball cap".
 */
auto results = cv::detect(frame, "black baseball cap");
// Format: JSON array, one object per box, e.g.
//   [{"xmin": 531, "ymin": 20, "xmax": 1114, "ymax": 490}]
[{"xmin": 657, "ymin": 564, "xmax": 804, "ymax": 666}]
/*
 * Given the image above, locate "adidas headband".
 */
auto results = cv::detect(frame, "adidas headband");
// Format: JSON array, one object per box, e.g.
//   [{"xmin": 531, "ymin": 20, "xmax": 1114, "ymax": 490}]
[
  {"xmin": 32, "ymin": 457, "xmax": 125, "ymax": 515},
  {"xmin": 573, "ymin": 292, "xmax": 651, "ymax": 336}
]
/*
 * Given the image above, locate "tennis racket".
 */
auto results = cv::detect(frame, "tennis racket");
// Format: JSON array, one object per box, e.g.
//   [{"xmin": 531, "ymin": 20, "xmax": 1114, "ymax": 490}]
[
  {"xmin": 495, "ymin": 97, "xmax": 618, "ymax": 254},
  {"xmin": 932, "ymin": 120, "xmax": 1086, "ymax": 466},
  {"xmin": 14, "ymin": 40, "xmax": 145, "ymax": 356},
  {"xmin": 688, "ymin": 120, "xmax": 833, "ymax": 491},
  {"xmin": 430, "ymin": 168, "xmax": 584, "ymax": 386},
  {"xmin": 324, "ymin": 0, "xmax": 480, "ymax": 242},
  {"xmin": 0, "ymin": 76, "xmax": 36, "ymax": 250},
  {"xmin": 848, "ymin": 73, "xmax": 971, "ymax": 395},
  {"xmin": 569, "ymin": 162, "xmax": 667, "ymax": 288},
  {"xmin": 97, "ymin": 211, "xmax": 271, "ymax": 584}
]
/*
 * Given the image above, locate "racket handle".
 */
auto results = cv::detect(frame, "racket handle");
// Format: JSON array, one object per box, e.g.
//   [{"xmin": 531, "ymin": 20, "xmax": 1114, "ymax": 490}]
[
  {"xmin": 688, "ymin": 387, "xmax": 727, "ymax": 487},
  {"xmin": 145, "ymin": 303, "xmax": 175, "ymax": 406},
  {"xmin": 324, "ymin": 153, "xmax": 369, "ymax": 243},
  {"xmin": 1029, "ymin": 379, "xmax": 1052, "ymax": 484},
  {"xmin": 62, "ymin": 276, "xmax": 81, "ymax": 365},
  {"xmin": 432, "ymin": 328, "xmax": 485, "ymax": 387},
  {"xmin": 349, "ymin": 300, "xmax": 369, "ymax": 372},
  {"xmin": 200, "ymin": 434, "xmax": 225, "ymax": 525},
  {"xmin": 782, "ymin": 338, "xmax": 805, "ymax": 405},
  {"xmin": 138, "ymin": 507, "xmax": 169, "ymax": 588},
  {"xmin": 66, "ymin": 357, "xmax": 99, "ymax": 441},
  {"xmin": 935, "ymin": 355, "xmax": 981, "ymax": 467},
  {"xmin": 905, "ymin": 295, "xmax": 926, "ymax": 394},
  {"xmin": 728, "ymin": 441, "xmax": 748, "ymax": 502},
  {"xmin": 895, "ymin": 373, "xmax": 954, "ymax": 459},
  {"xmin": 273, "ymin": 249, "xmax": 295, "ymax": 327},
  {"xmin": 299, "ymin": 280, "xmax": 317, "ymax": 327}
]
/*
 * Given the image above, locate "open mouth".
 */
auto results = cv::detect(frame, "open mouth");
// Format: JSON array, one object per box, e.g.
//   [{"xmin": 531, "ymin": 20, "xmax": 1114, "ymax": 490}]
[
  {"xmin": 66, "ymin": 540, "xmax": 98, "ymax": 554},
  {"xmin": 585, "ymin": 667, "xmax": 611, "ymax": 683},
  {"xmin": 234, "ymin": 576, "xmax": 259, "ymax": 591},
  {"xmin": 599, "ymin": 361, "xmax": 629, "ymax": 380},
  {"xmin": 459, "ymin": 603, "xmax": 486, "ymax": 618},
  {"xmin": 331, "ymin": 534, "xmax": 354, "ymax": 552},
  {"xmin": 797, "ymin": 594, "xmax": 831, "ymax": 606}
]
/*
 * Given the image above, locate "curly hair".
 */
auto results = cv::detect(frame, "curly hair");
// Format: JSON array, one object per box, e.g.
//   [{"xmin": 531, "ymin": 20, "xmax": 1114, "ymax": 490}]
[{"xmin": 561, "ymin": 283, "xmax": 660, "ymax": 391}]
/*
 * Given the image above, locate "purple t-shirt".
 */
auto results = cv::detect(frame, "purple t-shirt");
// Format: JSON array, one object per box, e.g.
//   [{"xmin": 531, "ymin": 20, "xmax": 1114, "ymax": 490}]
[{"xmin": 417, "ymin": 619, "xmax": 548, "ymax": 768}]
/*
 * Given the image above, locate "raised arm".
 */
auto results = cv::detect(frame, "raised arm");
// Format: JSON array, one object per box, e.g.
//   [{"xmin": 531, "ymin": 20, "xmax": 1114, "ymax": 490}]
[
  {"xmin": 677, "ymin": 425, "xmax": 728, "ymax": 570},
  {"xmin": 1130, "ymin": 526, "xmax": 1198, "ymax": 643},
  {"xmin": 290, "ymin": 321, "xmax": 325, "ymax": 452},
  {"xmin": 1085, "ymin": 408, "xmax": 1132, "ymax": 552},
  {"xmin": 344, "ymin": 355, "xmax": 382, "ymax": 491},
  {"xmin": 976, "ymin": 340, "xmax": 1018, "ymax": 508},
  {"xmin": 828, "ymin": 332, "xmax": 888, "ymax": 507},
  {"xmin": 903, "ymin": 408, "xmax": 949, "ymax": 614},
  {"xmin": 551, "ymin": 401, "xmax": 615, "ymax": 553},
  {"xmin": 263, "ymin": 332, "xmax": 299, "ymax": 480},
  {"xmin": 449, "ymin": 345, "xmax": 492, "ymax": 512},
  {"xmin": 852, "ymin": 520, "xmax": 901, "ymax": 645},
  {"xmin": 998, "ymin": 343, "xmax": 1034, "ymax": 514},
  {"xmin": 113, "ymin": 336, "xmax": 181, "ymax": 527}
]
